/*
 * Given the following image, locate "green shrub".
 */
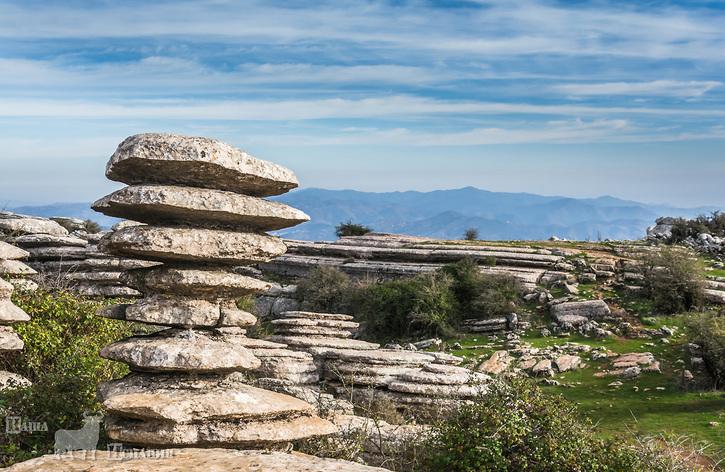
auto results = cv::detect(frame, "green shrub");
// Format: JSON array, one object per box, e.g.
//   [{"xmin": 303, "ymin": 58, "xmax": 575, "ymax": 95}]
[
  {"xmin": 639, "ymin": 247, "xmax": 705, "ymax": 314},
  {"xmin": 669, "ymin": 212, "xmax": 725, "ymax": 245},
  {"xmin": 355, "ymin": 272, "xmax": 457, "ymax": 340},
  {"xmin": 0, "ymin": 288, "xmax": 143, "ymax": 466},
  {"xmin": 421, "ymin": 378, "xmax": 676, "ymax": 472},
  {"xmin": 82, "ymin": 219, "xmax": 102, "ymax": 234},
  {"xmin": 335, "ymin": 219, "xmax": 373, "ymax": 238},
  {"xmin": 296, "ymin": 266, "xmax": 354, "ymax": 313},
  {"xmin": 688, "ymin": 309, "xmax": 725, "ymax": 389}
]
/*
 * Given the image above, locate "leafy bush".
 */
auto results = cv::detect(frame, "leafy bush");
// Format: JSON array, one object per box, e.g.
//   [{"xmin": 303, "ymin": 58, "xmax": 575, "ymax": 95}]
[
  {"xmin": 462, "ymin": 227, "xmax": 479, "ymax": 240},
  {"xmin": 688, "ymin": 309, "xmax": 725, "ymax": 389},
  {"xmin": 335, "ymin": 219, "xmax": 373, "ymax": 238},
  {"xmin": 639, "ymin": 247, "xmax": 705, "ymax": 314},
  {"xmin": 351, "ymin": 260, "xmax": 521, "ymax": 342},
  {"xmin": 670, "ymin": 212, "xmax": 725, "ymax": 244},
  {"xmin": 421, "ymin": 378, "xmax": 681, "ymax": 472},
  {"xmin": 296, "ymin": 266, "xmax": 354, "ymax": 313},
  {"xmin": 82, "ymin": 219, "xmax": 102, "ymax": 234},
  {"xmin": 354, "ymin": 272, "xmax": 457, "ymax": 340},
  {"xmin": 0, "ymin": 288, "xmax": 142, "ymax": 466}
]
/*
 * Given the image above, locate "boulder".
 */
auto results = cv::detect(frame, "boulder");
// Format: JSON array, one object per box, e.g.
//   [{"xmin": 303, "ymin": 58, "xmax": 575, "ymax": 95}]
[
  {"xmin": 0, "ymin": 371, "xmax": 31, "ymax": 390},
  {"xmin": 532, "ymin": 359, "xmax": 554, "ymax": 377},
  {"xmin": 100, "ymin": 226, "xmax": 287, "ymax": 265},
  {"xmin": 0, "ymin": 213, "xmax": 68, "ymax": 236},
  {"xmin": 0, "ymin": 300, "xmax": 31, "ymax": 324},
  {"xmin": 105, "ymin": 133, "xmax": 299, "ymax": 197},
  {"xmin": 0, "ymin": 326, "xmax": 24, "ymax": 351},
  {"xmin": 550, "ymin": 300, "xmax": 610, "ymax": 320},
  {"xmin": 0, "ymin": 241, "xmax": 29, "ymax": 260},
  {"xmin": 477, "ymin": 350, "xmax": 513, "ymax": 375},
  {"xmin": 554, "ymin": 355, "xmax": 581, "ymax": 373},
  {"xmin": 93, "ymin": 185, "xmax": 309, "ymax": 230},
  {"xmin": 0, "ymin": 260, "xmax": 36, "ymax": 276}
]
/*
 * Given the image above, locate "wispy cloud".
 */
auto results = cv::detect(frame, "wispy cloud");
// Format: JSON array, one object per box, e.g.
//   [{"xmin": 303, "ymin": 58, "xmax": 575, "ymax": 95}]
[{"xmin": 555, "ymin": 80, "xmax": 722, "ymax": 98}]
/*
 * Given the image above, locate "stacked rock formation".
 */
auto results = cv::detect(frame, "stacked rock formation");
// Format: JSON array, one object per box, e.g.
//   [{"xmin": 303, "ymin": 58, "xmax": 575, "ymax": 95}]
[
  {"xmin": 2, "ymin": 211, "xmax": 148, "ymax": 297},
  {"xmin": 0, "ymin": 241, "xmax": 32, "ymax": 389},
  {"xmin": 91, "ymin": 133, "xmax": 336, "ymax": 448}
]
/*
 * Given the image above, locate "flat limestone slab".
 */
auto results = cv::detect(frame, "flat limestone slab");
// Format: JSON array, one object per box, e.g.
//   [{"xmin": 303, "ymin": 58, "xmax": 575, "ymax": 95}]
[
  {"xmin": 0, "ymin": 260, "xmax": 36, "ymax": 276},
  {"xmin": 281, "ymin": 311, "xmax": 354, "ymax": 321},
  {"xmin": 100, "ymin": 226, "xmax": 286, "ymax": 265},
  {"xmin": 0, "ymin": 215, "xmax": 68, "ymax": 237},
  {"xmin": 94, "ymin": 185, "xmax": 309, "ymax": 231},
  {"xmin": 0, "ymin": 279, "xmax": 13, "ymax": 299},
  {"xmin": 0, "ymin": 449, "xmax": 389, "ymax": 472},
  {"xmin": 106, "ymin": 133, "xmax": 299, "ymax": 197},
  {"xmin": 104, "ymin": 296, "xmax": 257, "ymax": 328},
  {"xmin": 11, "ymin": 234, "xmax": 88, "ymax": 248},
  {"xmin": 105, "ymin": 414, "xmax": 337, "ymax": 447},
  {"xmin": 0, "ymin": 327, "xmax": 24, "ymax": 351},
  {"xmin": 274, "ymin": 326, "xmax": 352, "ymax": 338},
  {"xmin": 266, "ymin": 335, "xmax": 379, "ymax": 351},
  {"xmin": 0, "ymin": 241, "xmax": 29, "ymax": 260},
  {"xmin": 388, "ymin": 380, "xmax": 487, "ymax": 397},
  {"xmin": 99, "ymin": 329, "xmax": 261, "ymax": 372},
  {"xmin": 271, "ymin": 318, "xmax": 358, "ymax": 329},
  {"xmin": 0, "ymin": 300, "xmax": 31, "ymax": 324},
  {"xmin": 398, "ymin": 364, "xmax": 481, "ymax": 385},
  {"xmin": 99, "ymin": 373, "xmax": 315, "ymax": 423},
  {"xmin": 0, "ymin": 371, "xmax": 31, "ymax": 390},
  {"xmin": 126, "ymin": 267, "xmax": 270, "ymax": 297}
]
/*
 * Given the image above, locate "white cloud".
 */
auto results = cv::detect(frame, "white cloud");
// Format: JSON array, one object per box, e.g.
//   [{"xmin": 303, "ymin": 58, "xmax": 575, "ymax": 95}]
[{"xmin": 555, "ymin": 80, "xmax": 722, "ymax": 98}]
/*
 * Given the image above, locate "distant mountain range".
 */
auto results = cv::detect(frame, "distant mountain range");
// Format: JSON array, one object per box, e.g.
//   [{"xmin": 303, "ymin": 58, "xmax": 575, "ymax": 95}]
[{"xmin": 8, "ymin": 187, "xmax": 721, "ymax": 242}]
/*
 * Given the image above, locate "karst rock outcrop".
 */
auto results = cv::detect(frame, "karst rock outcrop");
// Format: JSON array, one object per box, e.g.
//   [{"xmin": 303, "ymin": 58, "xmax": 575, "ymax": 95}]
[
  {"xmin": 0, "ymin": 241, "xmax": 32, "ymax": 389},
  {"xmin": 91, "ymin": 133, "xmax": 336, "ymax": 448}
]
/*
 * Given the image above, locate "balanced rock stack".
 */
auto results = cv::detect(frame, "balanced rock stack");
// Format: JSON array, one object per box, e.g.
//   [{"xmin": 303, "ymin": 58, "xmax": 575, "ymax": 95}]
[
  {"xmin": 0, "ymin": 241, "xmax": 32, "ymax": 389},
  {"xmin": 91, "ymin": 133, "xmax": 336, "ymax": 448}
]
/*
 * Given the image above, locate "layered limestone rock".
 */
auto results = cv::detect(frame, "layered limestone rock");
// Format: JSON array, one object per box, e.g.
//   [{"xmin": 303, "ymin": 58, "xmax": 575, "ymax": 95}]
[
  {"xmin": 93, "ymin": 133, "xmax": 335, "ymax": 448},
  {"xmin": 4, "ymin": 213, "xmax": 149, "ymax": 297},
  {"xmin": 0, "ymin": 242, "xmax": 32, "ymax": 389}
]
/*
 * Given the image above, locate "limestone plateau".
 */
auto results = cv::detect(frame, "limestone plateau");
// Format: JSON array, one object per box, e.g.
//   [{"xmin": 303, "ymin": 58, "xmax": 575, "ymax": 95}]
[{"xmin": 92, "ymin": 133, "xmax": 336, "ymax": 448}]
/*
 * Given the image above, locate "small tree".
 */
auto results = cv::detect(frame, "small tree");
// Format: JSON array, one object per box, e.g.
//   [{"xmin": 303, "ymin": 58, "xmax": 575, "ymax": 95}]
[
  {"xmin": 640, "ymin": 247, "xmax": 705, "ymax": 314},
  {"xmin": 82, "ymin": 219, "xmax": 102, "ymax": 234},
  {"xmin": 335, "ymin": 219, "xmax": 372, "ymax": 238},
  {"xmin": 463, "ymin": 227, "xmax": 479, "ymax": 241}
]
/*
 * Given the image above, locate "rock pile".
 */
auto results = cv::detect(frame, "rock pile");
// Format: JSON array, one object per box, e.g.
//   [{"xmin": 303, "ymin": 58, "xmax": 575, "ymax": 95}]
[
  {"xmin": 0, "ymin": 241, "xmax": 32, "ymax": 389},
  {"xmin": 91, "ymin": 133, "xmax": 335, "ymax": 448}
]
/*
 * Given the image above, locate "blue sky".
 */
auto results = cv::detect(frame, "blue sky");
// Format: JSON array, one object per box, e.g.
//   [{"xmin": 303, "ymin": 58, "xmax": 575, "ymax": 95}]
[{"xmin": 1, "ymin": 0, "xmax": 724, "ymax": 209}]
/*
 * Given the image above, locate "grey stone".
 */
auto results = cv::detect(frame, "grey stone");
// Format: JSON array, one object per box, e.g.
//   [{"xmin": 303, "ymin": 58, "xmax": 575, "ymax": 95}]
[
  {"xmin": 50, "ymin": 216, "xmax": 85, "ymax": 231},
  {"xmin": 532, "ymin": 359, "xmax": 554, "ymax": 377},
  {"xmin": 554, "ymin": 355, "xmax": 581, "ymax": 372},
  {"xmin": 126, "ymin": 267, "xmax": 270, "ymax": 297},
  {"xmin": 266, "ymin": 335, "xmax": 379, "ymax": 351},
  {"xmin": 104, "ymin": 414, "xmax": 338, "ymax": 448},
  {"xmin": 274, "ymin": 326, "xmax": 352, "ymax": 338},
  {"xmin": 281, "ymin": 311, "xmax": 355, "ymax": 321},
  {"xmin": 0, "ymin": 213, "xmax": 68, "ymax": 236},
  {"xmin": 100, "ymin": 225, "xmax": 287, "ymax": 265},
  {"xmin": 105, "ymin": 133, "xmax": 299, "ymax": 197},
  {"xmin": 0, "ymin": 371, "xmax": 31, "ymax": 390},
  {"xmin": 477, "ymin": 350, "xmax": 513, "ymax": 375},
  {"xmin": 271, "ymin": 318, "xmax": 358, "ymax": 329},
  {"xmin": 99, "ymin": 328, "xmax": 262, "ymax": 373},
  {"xmin": 99, "ymin": 372, "xmax": 317, "ymax": 423},
  {"xmin": 93, "ymin": 184, "xmax": 309, "ymax": 231},
  {"xmin": 11, "ymin": 234, "xmax": 88, "ymax": 248},
  {"xmin": 0, "ymin": 241, "xmax": 29, "ymax": 260},
  {"xmin": 0, "ymin": 300, "xmax": 31, "ymax": 324},
  {"xmin": 0, "ymin": 326, "xmax": 24, "ymax": 351},
  {"xmin": 0, "ymin": 260, "xmax": 36, "ymax": 276},
  {"xmin": 550, "ymin": 300, "xmax": 611, "ymax": 320}
]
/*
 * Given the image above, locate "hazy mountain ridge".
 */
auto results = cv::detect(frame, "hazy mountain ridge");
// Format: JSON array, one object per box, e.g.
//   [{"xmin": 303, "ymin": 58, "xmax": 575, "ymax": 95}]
[{"xmin": 7, "ymin": 187, "xmax": 720, "ymax": 241}]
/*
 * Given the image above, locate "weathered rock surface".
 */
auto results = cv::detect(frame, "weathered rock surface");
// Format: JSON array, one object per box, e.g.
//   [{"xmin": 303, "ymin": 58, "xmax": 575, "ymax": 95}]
[
  {"xmin": 267, "ymin": 335, "xmax": 380, "ymax": 351},
  {"xmin": 550, "ymin": 300, "xmax": 611, "ymax": 320},
  {"xmin": 281, "ymin": 311, "xmax": 354, "ymax": 321},
  {"xmin": 11, "ymin": 234, "xmax": 88, "ymax": 247},
  {"xmin": 478, "ymin": 350, "xmax": 513, "ymax": 375},
  {"xmin": 554, "ymin": 354, "xmax": 581, "ymax": 373},
  {"xmin": 99, "ymin": 329, "xmax": 261, "ymax": 373},
  {"xmin": 0, "ymin": 326, "xmax": 24, "ymax": 351},
  {"xmin": 0, "ymin": 213, "xmax": 69, "ymax": 236},
  {"xmin": 0, "ymin": 260, "xmax": 36, "ymax": 276},
  {"xmin": 93, "ymin": 184, "xmax": 309, "ymax": 230},
  {"xmin": 125, "ymin": 267, "xmax": 270, "ymax": 297},
  {"xmin": 0, "ymin": 241, "xmax": 29, "ymax": 260},
  {"xmin": 0, "ymin": 449, "xmax": 388, "ymax": 472},
  {"xmin": 0, "ymin": 300, "xmax": 31, "ymax": 324},
  {"xmin": 105, "ymin": 414, "xmax": 337, "ymax": 448},
  {"xmin": 0, "ymin": 371, "xmax": 31, "ymax": 389},
  {"xmin": 99, "ymin": 373, "xmax": 316, "ymax": 423},
  {"xmin": 100, "ymin": 225, "xmax": 286, "ymax": 265},
  {"xmin": 105, "ymin": 133, "xmax": 299, "ymax": 197}
]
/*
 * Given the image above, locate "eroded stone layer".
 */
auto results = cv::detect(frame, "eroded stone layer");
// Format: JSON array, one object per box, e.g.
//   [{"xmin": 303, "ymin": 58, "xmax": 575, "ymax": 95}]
[
  {"xmin": 105, "ymin": 414, "xmax": 338, "ymax": 447},
  {"xmin": 99, "ymin": 329, "xmax": 261, "ymax": 372},
  {"xmin": 106, "ymin": 133, "xmax": 299, "ymax": 196},
  {"xmin": 125, "ymin": 267, "xmax": 270, "ymax": 297},
  {"xmin": 99, "ymin": 373, "xmax": 315, "ymax": 423},
  {"xmin": 93, "ymin": 185, "xmax": 309, "ymax": 230},
  {"xmin": 0, "ymin": 241, "xmax": 29, "ymax": 260},
  {"xmin": 100, "ymin": 226, "xmax": 286, "ymax": 265}
]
